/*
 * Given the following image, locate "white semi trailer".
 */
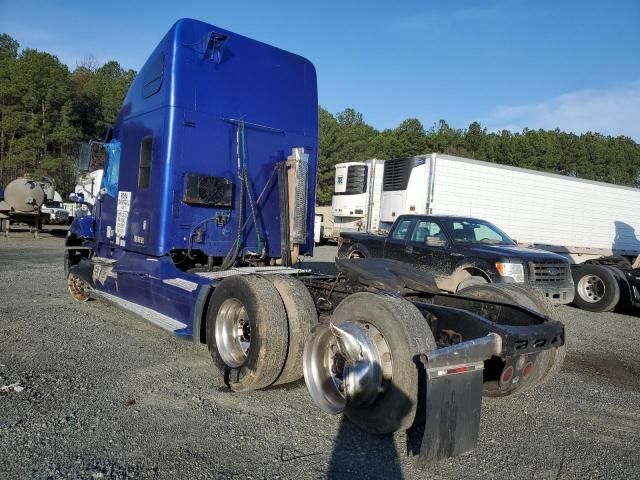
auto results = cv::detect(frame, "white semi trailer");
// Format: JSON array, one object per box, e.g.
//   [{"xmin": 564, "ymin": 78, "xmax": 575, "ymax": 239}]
[
  {"xmin": 379, "ymin": 153, "xmax": 640, "ymax": 312},
  {"xmin": 331, "ymin": 159, "xmax": 384, "ymax": 236},
  {"xmin": 380, "ymin": 153, "xmax": 640, "ymax": 261}
]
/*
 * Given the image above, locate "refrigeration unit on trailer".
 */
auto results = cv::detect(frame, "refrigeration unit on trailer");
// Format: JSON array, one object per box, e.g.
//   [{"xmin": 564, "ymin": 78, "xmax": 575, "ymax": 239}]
[
  {"xmin": 331, "ymin": 159, "xmax": 384, "ymax": 236},
  {"xmin": 379, "ymin": 152, "xmax": 640, "ymax": 311},
  {"xmin": 63, "ymin": 19, "xmax": 566, "ymax": 462}
]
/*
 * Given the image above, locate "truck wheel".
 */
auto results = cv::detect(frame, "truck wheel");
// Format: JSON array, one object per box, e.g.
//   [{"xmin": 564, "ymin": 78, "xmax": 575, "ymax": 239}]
[
  {"xmin": 67, "ymin": 272, "xmax": 90, "ymax": 303},
  {"xmin": 456, "ymin": 274, "xmax": 488, "ymax": 291},
  {"xmin": 264, "ymin": 275, "xmax": 318, "ymax": 385},
  {"xmin": 338, "ymin": 243, "xmax": 370, "ymax": 259},
  {"xmin": 205, "ymin": 275, "xmax": 289, "ymax": 392},
  {"xmin": 457, "ymin": 284, "xmax": 565, "ymax": 397},
  {"xmin": 572, "ymin": 265, "xmax": 620, "ymax": 312},
  {"xmin": 493, "ymin": 285, "xmax": 566, "ymax": 390},
  {"xmin": 304, "ymin": 292, "xmax": 436, "ymax": 434}
]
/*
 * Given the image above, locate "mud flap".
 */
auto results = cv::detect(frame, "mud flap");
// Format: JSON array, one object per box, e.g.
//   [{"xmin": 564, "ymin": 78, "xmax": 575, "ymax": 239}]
[{"xmin": 417, "ymin": 335, "xmax": 499, "ymax": 463}]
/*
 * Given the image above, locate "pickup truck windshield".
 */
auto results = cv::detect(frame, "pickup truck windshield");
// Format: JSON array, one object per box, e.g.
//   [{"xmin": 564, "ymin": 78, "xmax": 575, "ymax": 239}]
[{"xmin": 442, "ymin": 218, "xmax": 515, "ymax": 246}]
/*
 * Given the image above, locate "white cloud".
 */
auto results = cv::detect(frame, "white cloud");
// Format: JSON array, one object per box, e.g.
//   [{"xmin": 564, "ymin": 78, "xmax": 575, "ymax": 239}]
[{"xmin": 483, "ymin": 82, "xmax": 640, "ymax": 141}]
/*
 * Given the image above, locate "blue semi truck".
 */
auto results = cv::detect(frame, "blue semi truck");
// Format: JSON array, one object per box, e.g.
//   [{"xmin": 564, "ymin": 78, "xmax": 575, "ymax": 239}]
[{"xmin": 65, "ymin": 19, "xmax": 565, "ymax": 461}]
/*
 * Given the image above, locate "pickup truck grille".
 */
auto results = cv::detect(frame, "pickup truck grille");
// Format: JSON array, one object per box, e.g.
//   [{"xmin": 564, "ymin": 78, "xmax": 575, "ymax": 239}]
[{"xmin": 528, "ymin": 261, "xmax": 570, "ymax": 283}]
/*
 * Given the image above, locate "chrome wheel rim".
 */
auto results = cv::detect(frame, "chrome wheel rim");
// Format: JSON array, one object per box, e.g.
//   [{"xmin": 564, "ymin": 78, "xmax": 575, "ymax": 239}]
[
  {"xmin": 577, "ymin": 275, "xmax": 605, "ymax": 303},
  {"xmin": 215, "ymin": 298, "xmax": 251, "ymax": 367},
  {"xmin": 303, "ymin": 321, "xmax": 392, "ymax": 415}
]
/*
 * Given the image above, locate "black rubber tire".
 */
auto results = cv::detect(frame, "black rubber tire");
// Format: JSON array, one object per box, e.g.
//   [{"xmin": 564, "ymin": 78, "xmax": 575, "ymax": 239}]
[
  {"xmin": 571, "ymin": 265, "xmax": 620, "ymax": 312},
  {"xmin": 495, "ymin": 285, "xmax": 566, "ymax": 390},
  {"xmin": 456, "ymin": 274, "xmax": 488, "ymax": 291},
  {"xmin": 330, "ymin": 292, "xmax": 436, "ymax": 434},
  {"xmin": 338, "ymin": 243, "xmax": 370, "ymax": 259},
  {"xmin": 264, "ymin": 275, "xmax": 318, "ymax": 386},
  {"xmin": 205, "ymin": 275, "xmax": 288, "ymax": 392},
  {"xmin": 457, "ymin": 284, "xmax": 565, "ymax": 397}
]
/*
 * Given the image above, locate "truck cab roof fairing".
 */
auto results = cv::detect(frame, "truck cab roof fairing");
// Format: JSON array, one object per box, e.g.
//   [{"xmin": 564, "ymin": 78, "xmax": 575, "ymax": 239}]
[{"xmin": 101, "ymin": 19, "xmax": 318, "ymax": 259}]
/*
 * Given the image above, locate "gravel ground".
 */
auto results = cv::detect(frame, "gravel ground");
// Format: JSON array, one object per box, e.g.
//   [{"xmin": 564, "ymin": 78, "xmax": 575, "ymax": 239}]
[{"xmin": 1, "ymin": 233, "xmax": 639, "ymax": 479}]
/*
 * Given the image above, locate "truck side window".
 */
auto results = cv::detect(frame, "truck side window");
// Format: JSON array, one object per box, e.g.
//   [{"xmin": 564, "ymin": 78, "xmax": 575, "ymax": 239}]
[
  {"xmin": 412, "ymin": 221, "xmax": 444, "ymax": 244},
  {"xmin": 392, "ymin": 219, "xmax": 413, "ymax": 240},
  {"xmin": 411, "ymin": 220, "xmax": 442, "ymax": 243},
  {"xmin": 138, "ymin": 136, "xmax": 152, "ymax": 189},
  {"xmin": 473, "ymin": 224, "xmax": 502, "ymax": 242}
]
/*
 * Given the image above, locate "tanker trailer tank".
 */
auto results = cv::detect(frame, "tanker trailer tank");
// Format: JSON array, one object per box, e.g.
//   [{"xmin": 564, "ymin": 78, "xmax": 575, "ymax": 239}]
[{"xmin": 0, "ymin": 177, "xmax": 46, "ymax": 232}]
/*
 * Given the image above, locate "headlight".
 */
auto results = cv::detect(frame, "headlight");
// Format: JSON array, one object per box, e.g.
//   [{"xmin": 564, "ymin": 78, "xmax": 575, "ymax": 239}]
[{"xmin": 495, "ymin": 262, "xmax": 525, "ymax": 283}]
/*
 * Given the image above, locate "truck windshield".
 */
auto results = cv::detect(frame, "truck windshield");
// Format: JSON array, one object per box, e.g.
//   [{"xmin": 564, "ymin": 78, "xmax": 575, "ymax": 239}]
[
  {"xmin": 44, "ymin": 201, "xmax": 62, "ymax": 208},
  {"xmin": 442, "ymin": 219, "xmax": 515, "ymax": 245}
]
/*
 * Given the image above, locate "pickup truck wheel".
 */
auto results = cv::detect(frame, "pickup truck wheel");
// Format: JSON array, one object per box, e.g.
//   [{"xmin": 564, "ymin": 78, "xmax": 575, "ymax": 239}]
[
  {"xmin": 458, "ymin": 284, "xmax": 565, "ymax": 397},
  {"xmin": 572, "ymin": 265, "xmax": 620, "ymax": 312},
  {"xmin": 265, "ymin": 275, "xmax": 318, "ymax": 386},
  {"xmin": 456, "ymin": 274, "xmax": 488, "ymax": 291},
  {"xmin": 206, "ymin": 275, "xmax": 288, "ymax": 392},
  {"xmin": 338, "ymin": 243, "xmax": 370, "ymax": 259},
  {"xmin": 304, "ymin": 292, "xmax": 436, "ymax": 434}
]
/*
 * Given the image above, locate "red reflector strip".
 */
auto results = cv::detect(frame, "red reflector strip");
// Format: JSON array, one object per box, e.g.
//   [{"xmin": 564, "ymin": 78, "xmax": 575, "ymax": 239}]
[
  {"xmin": 430, "ymin": 362, "xmax": 483, "ymax": 377},
  {"xmin": 447, "ymin": 366, "xmax": 468, "ymax": 375}
]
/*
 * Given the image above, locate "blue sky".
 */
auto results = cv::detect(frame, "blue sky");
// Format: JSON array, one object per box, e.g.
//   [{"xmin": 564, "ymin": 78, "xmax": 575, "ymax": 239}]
[{"xmin": 1, "ymin": 0, "xmax": 639, "ymax": 139}]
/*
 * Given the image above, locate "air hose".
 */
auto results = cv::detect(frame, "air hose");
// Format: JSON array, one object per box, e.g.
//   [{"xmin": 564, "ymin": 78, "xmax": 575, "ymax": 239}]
[
  {"xmin": 219, "ymin": 122, "xmax": 266, "ymax": 270},
  {"xmin": 240, "ymin": 125, "xmax": 263, "ymax": 255}
]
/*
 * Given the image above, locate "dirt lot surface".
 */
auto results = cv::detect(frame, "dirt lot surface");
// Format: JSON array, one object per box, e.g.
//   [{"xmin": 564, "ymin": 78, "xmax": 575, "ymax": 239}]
[{"xmin": 1, "ymin": 233, "xmax": 639, "ymax": 479}]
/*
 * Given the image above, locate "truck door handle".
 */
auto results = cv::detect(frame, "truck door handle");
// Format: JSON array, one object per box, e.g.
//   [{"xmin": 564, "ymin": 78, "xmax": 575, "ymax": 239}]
[
  {"xmin": 450, "ymin": 252, "xmax": 464, "ymax": 257},
  {"xmin": 405, "ymin": 246, "xmax": 413, "ymax": 254}
]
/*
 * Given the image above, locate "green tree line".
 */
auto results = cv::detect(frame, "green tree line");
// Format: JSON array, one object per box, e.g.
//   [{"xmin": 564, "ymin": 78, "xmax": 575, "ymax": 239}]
[
  {"xmin": 2, "ymin": 33, "xmax": 639, "ymax": 202},
  {"xmin": 317, "ymin": 108, "xmax": 640, "ymax": 204},
  {"xmin": 0, "ymin": 33, "xmax": 135, "ymax": 195}
]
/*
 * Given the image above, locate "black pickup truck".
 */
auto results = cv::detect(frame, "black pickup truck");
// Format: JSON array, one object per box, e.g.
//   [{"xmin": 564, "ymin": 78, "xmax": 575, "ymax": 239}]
[{"xmin": 337, "ymin": 214, "xmax": 574, "ymax": 305}]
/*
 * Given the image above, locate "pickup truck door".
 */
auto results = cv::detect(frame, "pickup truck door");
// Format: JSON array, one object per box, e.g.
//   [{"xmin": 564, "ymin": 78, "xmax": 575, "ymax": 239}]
[
  {"xmin": 383, "ymin": 217, "xmax": 417, "ymax": 261},
  {"xmin": 406, "ymin": 219, "xmax": 455, "ymax": 277}
]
